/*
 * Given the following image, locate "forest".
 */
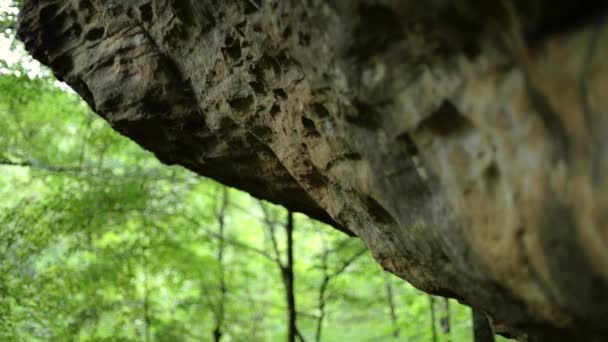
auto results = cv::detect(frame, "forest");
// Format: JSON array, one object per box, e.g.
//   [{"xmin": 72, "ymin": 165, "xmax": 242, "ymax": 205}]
[{"xmin": 0, "ymin": 2, "xmax": 512, "ymax": 341}]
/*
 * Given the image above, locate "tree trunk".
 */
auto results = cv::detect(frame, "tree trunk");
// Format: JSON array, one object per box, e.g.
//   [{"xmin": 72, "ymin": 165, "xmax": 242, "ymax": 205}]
[
  {"xmin": 17, "ymin": 0, "xmax": 608, "ymax": 340},
  {"xmin": 473, "ymin": 309, "xmax": 495, "ymax": 342},
  {"xmin": 284, "ymin": 211, "xmax": 297, "ymax": 342},
  {"xmin": 314, "ymin": 242, "xmax": 329, "ymax": 342},
  {"xmin": 213, "ymin": 188, "xmax": 229, "ymax": 342},
  {"xmin": 440, "ymin": 298, "xmax": 451, "ymax": 341},
  {"xmin": 314, "ymin": 238, "xmax": 366, "ymax": 342},
  {"xmin": 260, "ymin": 204, "xmax": 302, "ymax": 342},
  {"xmin": 429, "ymin": 296, "xmax": 437, "ymax": 342},
  {"xmin": 140, "ymin": 216, "xmax": 152, "ymax": 342},
  {"xmin": 384, "ymin": 274, "xmax": 400, "ymax": 338}
]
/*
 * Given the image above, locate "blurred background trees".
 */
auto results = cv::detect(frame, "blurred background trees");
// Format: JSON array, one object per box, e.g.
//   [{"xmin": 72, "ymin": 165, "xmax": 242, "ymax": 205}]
[{"xmin": 0, "ymin": 1, "xmax": 512, "ymax": 341}]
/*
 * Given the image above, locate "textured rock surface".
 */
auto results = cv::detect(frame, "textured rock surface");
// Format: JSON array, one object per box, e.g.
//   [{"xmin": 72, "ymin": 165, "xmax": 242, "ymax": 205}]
[{"xmin": 18, "ymin": 1, "xmax": 608, "ymax": 340}]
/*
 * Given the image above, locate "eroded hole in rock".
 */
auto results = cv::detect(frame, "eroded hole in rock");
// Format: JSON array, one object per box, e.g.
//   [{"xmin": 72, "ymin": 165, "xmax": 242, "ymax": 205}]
[
  {"xmin": 40, "ymin": 4, "xmax": 60, "ymax": 24},
  {"xmin": 346, "ymin": 100, "xmax": 382, "ymax": 130},
  {"xmin": 255, "ymin": 105, "xmax": 265, "ymax": 114},
  {"xmin": 299, "ymin": 32, "xmax": 311, "ymax": 46},
  {"xmin": 166, "ymin": 24, "xmax": 189, "ymax": 46},
  {"xmin": 252, "ymin": 125, "xmax": 273, "ymax": 140},
  {"xmin": 250, "ymin": 64, "xmax": 265, "ymax": 82},
  {"xmin": 249, "ymin": 81, "xmax": 265, "ymax": 94},
  {"xmin": 71, "ymin": 23, "xmax": 83, "ymax": 39},
  {"xmin": 301, "ymin": 116, "xmax": 316, "ymax": 130},
  {"xmin": 244, "ymin": 0, "xmax": 261, "ymax": 14},
  {"xmin": 524, "ymin": 2, "xmax": 608, "ymax": 47},
  {"xmin": 70, "ymin": 77, "xmax": 95, "ymax": 109},
  {"xmin": 79, "ymin": 0, "xmax": 94, "ymax": 13},
  {"xmin": 219, "ymin": 117, "xmax": 238, "ymax": 130},
  {"xmin": 178, "ymin": 79, "xmax": 195, "ymax": 99},
  {"xmin": 344, "ymin": 152, "xmax": 362, "ymax": 161},
  {"xmin": 273, "ymin": 88, "xmax": 288, "ymax": 100},
  {"xmin": 50, "ymin": 55, "xmax": 73, "ymax": 77},
  {"xmin": 396, "ymin": 132, "xmax": 419, "ymax": 156},
  {"xmin": 84, "ymin": 27, "xmax": 104, "ymax": 41},
  {"xmin": 301, "ymin": 116, "xmax": 320, "ymax": 137},
  {"xmin": 270, "ymin": 104, "xmax": 281, "ymax": 117},
  {"xmin": 101, "ymin": 93, "xmax": 123, "ymax": 112},
  {"xmin": 142, "ymin": 97, "xmax": 171, "ymax": 116},
  {"xmin": 283, "ymin": 26, "xmax": 292, "ymax": 39},
  {"xmin": 42, "ymin": 11, "xmax": 69, "ymax": 38},
  {"xmin": 325, "ymin": 152, "xmax": 363, "ymax": 171},
  {"xmin": 303, "ymin": 170, "xmax": 327, "ymax": 188},
  {"xmin": 253, "ymin": 55, "xmax": 281, "ymax": 77},
  {"xmin": 274, "ymin": 51, "xmax": 291, "ymax": 68},
  {"xmin": 223, "ymin": 34, "xmax": 242, "ymax": 60},
  {"xmin": 182, "ymin": 116, "xmax": 205, "ymax": 131},
  {"xmin": 78, "ymin": 0, "xmax": 99, "ymax": 22},
  {"xmin": 139, "ymin": 3, "xmax": 153, "ymax": 22},
  {"xmin": 310, "ymin": 103, "xmax": 329, "ymax": 118},
  {"xmin": 235, "ymin": 20, "xmax": 247, "ymax": 31},
  {"xmin": 484, "ymin": 162, "xmax": 500, "ymax": 192},
  {"xmin": 172, "ymin": 0, "xmax": 195, "ymax": 26},
  {"xmin": 418, "ymin": 100, "xmax": 472, "ymax": 137},
  {"xmin": 228, "ymin": 95, "xmax": 254, "ymax": 113},
  {"xmin": 199, "ymin": 6, "xmax": 217, "ymax": 34},
  {"xmin": 349, "ymin": 4, "xmax": 403, "ymax": 60},
  {"xmin": 115, "ymin": 118, "xmax": 165, "ymax": 151},
  {"xmin": 364, "ymin": 196, "xmax": 393, "ymax": 224}
]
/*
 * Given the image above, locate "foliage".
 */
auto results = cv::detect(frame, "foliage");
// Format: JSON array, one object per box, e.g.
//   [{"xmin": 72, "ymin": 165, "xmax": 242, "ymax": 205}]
[{"xmin": 0, "ymin": 2, "xmax": 513, "ymax": 341}]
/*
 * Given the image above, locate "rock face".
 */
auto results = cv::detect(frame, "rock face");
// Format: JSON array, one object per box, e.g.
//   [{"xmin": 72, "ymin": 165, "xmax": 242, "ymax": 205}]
[{"xmin": 18, "ymin": 1, "xmax": 608, "ymax": 340}]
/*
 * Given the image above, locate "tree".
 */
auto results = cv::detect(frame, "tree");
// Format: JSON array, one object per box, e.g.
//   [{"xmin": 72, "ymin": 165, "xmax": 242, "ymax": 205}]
[
  {"xmin": 312, "ymin": 236, "xmax": 367, "ymax": 342},
  {"xmin": 15, "ymin": 0, "xmax": 608, "ymax": 340},
  {"xmin": 212, "ymin": 187, "xmax": 229, "ymax": 342},
  {"xmin": 383, "ymin": 273, "xmax": 400, "ymax": 339},
  {"xmin": 440, "ymin": 298, "xmax": 451, "ymax": 341},
  {"xmin": 473, "ymin": 310, "xmax": 495, "ymax": 342},
  {"xmin": 259, "ymin": 203, "xmax": 303, "ymax": 342},
  {"xmin": 429, "ymin": 296, "xmax": 438, "ymax": 342}
]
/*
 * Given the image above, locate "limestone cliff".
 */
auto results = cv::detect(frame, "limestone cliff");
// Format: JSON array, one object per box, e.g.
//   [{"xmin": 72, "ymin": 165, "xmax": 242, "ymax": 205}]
[{"xmin": 18, "ymin": 1, "xmax": 608, "ymax": 340}]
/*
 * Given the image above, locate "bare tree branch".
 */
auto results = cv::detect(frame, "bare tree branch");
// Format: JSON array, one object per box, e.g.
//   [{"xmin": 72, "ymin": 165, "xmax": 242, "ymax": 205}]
[
  {"xmin": 212, "ymin": 187, "xmax": 229, "ymax": 342},
  {"xmin": 0, "ymin": 158, "xmax": 82, "ymax": 172},
  {"xmin": 384, "ymin": 273, "xmax": 400, "ymax": 338}
]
